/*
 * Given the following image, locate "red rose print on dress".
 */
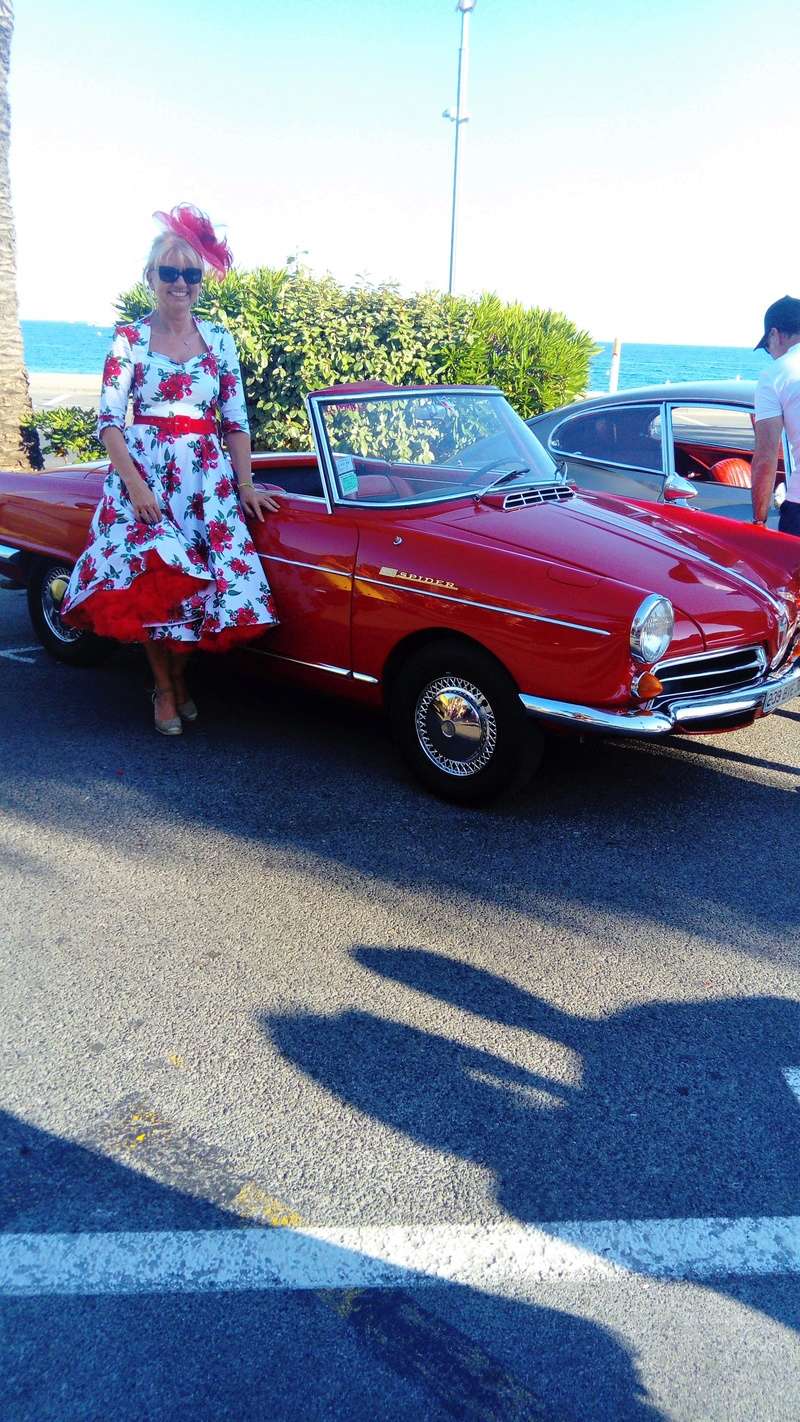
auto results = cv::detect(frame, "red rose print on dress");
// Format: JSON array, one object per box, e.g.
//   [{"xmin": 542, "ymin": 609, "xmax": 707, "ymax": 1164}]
[
  {"xmin": 207, "ymin": 518, "xmax": 233, "ymax": 553},
  {"xmin": 163, "ymin": 459, "xmax": 182, "ymax": 496},
  {"xmin": 102, "ymin": 355, "xmax": 123, "ymax": 388},
  {"xmin": 78, "ymin": 554, "xmax": 97, "ymax": 589},
  {"xmin": 156, "ymin": 372, "xmax": 194, "ymax": 402},
  {"xmin": 196, "ymin": 436, "xmax": 219, "ymax": 471},
  {"xmin": 234, "ymin": 605, "xmax": 259, "ymax": 626},
  {"xmin": 98, "ymin": 498, "xmax": 117, "ymax": 532},
  {"xmin": 66, "ymin": 320, "xmax": 277, "ymax": 645}
]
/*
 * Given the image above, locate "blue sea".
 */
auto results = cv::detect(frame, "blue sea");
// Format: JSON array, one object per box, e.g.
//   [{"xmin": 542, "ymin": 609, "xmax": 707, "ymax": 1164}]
[
  {"xmin": 588, "ymin": 341, "xmax": 765, "ymax": 392},
  {"xmin": 23, "ymin": 321, "xmax": 114, "ymax": 374},
  {"xmin": 22, "ymin": 321, "xmax": 768, "ymax": 391}
]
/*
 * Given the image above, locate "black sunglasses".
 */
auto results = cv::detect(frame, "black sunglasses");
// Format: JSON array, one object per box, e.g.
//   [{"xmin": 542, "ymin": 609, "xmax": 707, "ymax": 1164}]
[{"xmin": 158, "ymin": 264, "xmax": 203, "ymax": 285}]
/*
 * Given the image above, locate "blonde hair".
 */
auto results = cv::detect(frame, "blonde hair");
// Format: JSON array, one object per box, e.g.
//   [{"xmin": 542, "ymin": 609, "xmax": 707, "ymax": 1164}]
[{"xmin": 144, "ymin": 233, "xmax": 204, "ymax": 288}]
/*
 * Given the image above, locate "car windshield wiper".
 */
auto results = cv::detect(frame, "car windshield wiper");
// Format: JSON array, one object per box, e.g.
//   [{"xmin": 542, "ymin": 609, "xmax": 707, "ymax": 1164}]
[{"xmin": 474, "ymin": 467, "xmax": 531, "ymax": 503}]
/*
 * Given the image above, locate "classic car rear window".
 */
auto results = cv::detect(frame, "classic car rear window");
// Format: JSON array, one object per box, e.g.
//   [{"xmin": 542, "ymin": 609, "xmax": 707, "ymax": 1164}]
[{"xmin": 550, "ymin": 404, "xmax": 663, "ymax": 473}]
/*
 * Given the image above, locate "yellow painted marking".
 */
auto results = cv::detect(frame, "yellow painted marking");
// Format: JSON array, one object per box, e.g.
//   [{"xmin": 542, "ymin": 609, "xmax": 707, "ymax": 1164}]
[
  {"xmin": 230, "ymin": 1182, "xmax": 301, "ymax": 1229},
  {"xmin": 320, "ymin": 1287, "xmax": 362, "ymax": 1319},
  {"xmin": 166, "ymin": 1053, "xmax": 185, "ymax": 1069}
]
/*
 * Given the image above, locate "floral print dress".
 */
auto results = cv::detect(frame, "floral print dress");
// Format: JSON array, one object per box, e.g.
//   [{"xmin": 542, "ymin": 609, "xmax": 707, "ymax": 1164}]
[{"xmin": 62, "ymin": 315, "xmax": 278, "ymax": 651}]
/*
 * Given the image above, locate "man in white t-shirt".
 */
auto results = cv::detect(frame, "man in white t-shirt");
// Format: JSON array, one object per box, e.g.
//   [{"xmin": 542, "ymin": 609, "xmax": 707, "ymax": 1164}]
[{"xmin": 751, "ymin": 294, "xmax": 800, "ymax": 535}]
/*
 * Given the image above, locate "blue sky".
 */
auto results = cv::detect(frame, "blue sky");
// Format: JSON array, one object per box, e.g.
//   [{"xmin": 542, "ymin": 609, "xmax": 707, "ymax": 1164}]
[{"xmin": 10, "ymin": 0, "xmax": 799, "ymax": 343}]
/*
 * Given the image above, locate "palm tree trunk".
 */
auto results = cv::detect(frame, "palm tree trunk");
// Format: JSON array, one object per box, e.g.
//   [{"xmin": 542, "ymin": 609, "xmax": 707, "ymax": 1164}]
[{"xmin": 0, "ymin": 0, "xmax": 39, "ymax": 470}]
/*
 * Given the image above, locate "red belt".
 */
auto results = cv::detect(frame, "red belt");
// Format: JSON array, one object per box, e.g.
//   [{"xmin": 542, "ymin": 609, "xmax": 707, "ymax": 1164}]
[{"xmin": 132, "ymin": 414, "xmax": 217, "ymax": 437}]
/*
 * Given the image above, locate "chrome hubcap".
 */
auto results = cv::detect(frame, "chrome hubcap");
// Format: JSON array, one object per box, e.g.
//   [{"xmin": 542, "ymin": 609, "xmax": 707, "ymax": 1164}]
[
  {"xmin": 415, "ymin": 676, "xmax": 497, "ymax": 778},
  {"xmin": 42, "ymin": 566, "xmax": 82, "ymax": 643}
]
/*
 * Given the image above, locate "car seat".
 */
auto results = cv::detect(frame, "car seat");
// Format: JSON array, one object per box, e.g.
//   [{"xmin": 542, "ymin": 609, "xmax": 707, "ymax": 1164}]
[
  {"xmin": 708, "ymin": 458, "xmax": 751, "ymax": 489},
  {"xmin": 347, "ymin": 473, "xmax": 415, "ymax": 499}
]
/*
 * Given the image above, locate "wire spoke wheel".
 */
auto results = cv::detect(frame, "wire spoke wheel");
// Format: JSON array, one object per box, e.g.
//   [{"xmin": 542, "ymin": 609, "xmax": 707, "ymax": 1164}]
[
  {"xmin": 390, "ymin": 638, "xmax": 543, "ymax": 804},
  {"xmin": 40, "ymin": 565, "xmax": 82, "ymax": 644},
  {"xmin": 415, "ymin": 676, "xmax": 497, "ymax": 777}
]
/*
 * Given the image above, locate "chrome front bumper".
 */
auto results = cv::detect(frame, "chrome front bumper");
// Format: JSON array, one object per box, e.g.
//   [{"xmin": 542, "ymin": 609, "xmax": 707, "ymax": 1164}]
[{"xmin": 519, "ymin": 658, "xmax": 800, "ymax": 738}]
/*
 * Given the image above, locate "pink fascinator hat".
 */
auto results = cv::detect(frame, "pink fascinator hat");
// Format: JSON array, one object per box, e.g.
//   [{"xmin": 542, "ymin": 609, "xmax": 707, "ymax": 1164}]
[{"xmin": 152, "ymin": 203, "xmax": 233, "ymax": 276}]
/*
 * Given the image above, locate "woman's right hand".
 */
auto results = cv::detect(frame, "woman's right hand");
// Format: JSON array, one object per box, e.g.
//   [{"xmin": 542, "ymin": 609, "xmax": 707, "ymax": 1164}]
[{"xmin": 127, "ymin": 476, "xmax": 162, "ymax": 525}]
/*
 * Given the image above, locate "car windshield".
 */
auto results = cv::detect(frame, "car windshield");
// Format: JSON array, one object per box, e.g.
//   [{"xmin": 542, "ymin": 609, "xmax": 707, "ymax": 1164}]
[{"xmin": 313, "ymin": 389, "xmax": 559, "ymax": 505}]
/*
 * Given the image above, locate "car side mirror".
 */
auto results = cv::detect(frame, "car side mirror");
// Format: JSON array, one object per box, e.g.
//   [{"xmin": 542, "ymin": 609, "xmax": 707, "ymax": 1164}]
[{"xmin": 660, "ymin": 473, "xmax": 698, "ymax": 506}]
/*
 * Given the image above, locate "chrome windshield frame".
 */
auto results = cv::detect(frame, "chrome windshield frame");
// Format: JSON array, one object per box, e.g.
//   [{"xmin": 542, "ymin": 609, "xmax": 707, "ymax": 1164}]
[{"xmin": 306, "ymin": 386, "xmax": 559, "ymax": 511}]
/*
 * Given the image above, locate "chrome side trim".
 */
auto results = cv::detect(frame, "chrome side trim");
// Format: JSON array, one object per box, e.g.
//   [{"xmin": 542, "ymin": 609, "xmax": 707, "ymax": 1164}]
[
  {"xmin": 259, "ymin": 553, "xmax": 352, "ymax": 579},
  {"xmin": 248, "ymin": 651, "xmax": 351, "ymax": 677},
  {"xmin": 0, "ymin": 542, "xmax": 22, "ymax": 561},
  {"xmin": 245, "ymin": 650, "xmax": 379, "ymax": 685},
  {"xmin": 355, "ymin": 574, "xmax": 610, "ymax": 636},
  {"xmin": 519, "ymin": 657, "xmax": 800, "ymax": 737}
]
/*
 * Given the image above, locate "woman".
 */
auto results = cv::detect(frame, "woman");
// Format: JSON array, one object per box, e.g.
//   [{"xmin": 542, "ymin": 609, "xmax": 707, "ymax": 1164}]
[{"xmin": 62, "ymin": 204, "xmax": 279, "ymax": 735}]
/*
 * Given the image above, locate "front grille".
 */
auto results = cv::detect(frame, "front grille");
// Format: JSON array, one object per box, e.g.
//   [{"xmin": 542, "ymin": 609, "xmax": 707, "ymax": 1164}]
[
  {"xmin": 654, "ymin": 645, "xmax": 767, "ymax": 700},
  {"xmin": 503, "ymin": 484, "xmax": 575, "ymax": 510}
]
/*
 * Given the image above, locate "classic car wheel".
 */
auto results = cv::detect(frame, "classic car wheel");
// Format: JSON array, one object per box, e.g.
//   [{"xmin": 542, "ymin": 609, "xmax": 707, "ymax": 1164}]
[
  {"xmin": 27, "ymin": 560, "xmax": 112, "ymax": 667},
  {"xmin": 390, "ymin": 640, "xmax": 542, "ymax": 804}
]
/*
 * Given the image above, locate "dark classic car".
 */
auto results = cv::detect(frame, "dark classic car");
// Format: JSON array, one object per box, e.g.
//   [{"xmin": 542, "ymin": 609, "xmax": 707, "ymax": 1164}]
[
  {"xmin": 1, "ymin": 382, "xmax": 799, "ymax": 803},
  {"xmin": 527, "ymin": 380, "xmax": 792, "ymax": 527}
]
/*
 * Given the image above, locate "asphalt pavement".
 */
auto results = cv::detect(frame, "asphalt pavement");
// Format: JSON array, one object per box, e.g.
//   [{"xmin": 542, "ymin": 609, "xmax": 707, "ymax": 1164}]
[{"xmin": 1, "ymin": 584, "xmax": 799, "ymax": 1422}]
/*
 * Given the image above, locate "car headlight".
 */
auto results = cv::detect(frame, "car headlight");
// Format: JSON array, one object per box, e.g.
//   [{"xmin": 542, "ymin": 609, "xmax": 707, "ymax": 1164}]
[{"xmin": 631, "ymin": 595, "xmax": 674, "ymax": 663}]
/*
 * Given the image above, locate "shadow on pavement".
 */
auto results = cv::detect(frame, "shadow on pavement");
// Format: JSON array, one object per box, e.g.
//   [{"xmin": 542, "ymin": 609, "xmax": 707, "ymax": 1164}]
[
  {"xmin": 0, "ymin": 1107, "xmax": 663, "ymax": 1422},
  {"xmin": 263, "ymin": 948, "xmax": 800, "ymax": 1299},
  {"xmin": 0, "ymin": 647, "xmax": 798, "ymax": 959}
]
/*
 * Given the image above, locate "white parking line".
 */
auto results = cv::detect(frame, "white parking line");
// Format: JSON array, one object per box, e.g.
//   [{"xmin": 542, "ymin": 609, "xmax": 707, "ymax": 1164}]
[
  {"xmin": 0, "ymin": 646, "xmax": 40, "ymax": 665},
  {"xmin": 3, "ymin": 1215, "xmax": 800, "ymax": 1297},
  {"xmin": 783, "ymin": 1069, "xmax": 800, "ymax": 1107}
]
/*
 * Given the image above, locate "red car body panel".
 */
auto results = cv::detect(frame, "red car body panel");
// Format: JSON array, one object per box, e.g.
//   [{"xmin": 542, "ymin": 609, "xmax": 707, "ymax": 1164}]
[{"xmin": 1, "ymin": 409, "xmax": 799, "ymax": 730}]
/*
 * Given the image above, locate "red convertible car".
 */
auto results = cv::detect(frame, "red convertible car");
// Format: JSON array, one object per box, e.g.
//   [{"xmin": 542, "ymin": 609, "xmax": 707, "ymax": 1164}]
[{"xmin": 1, "ymin": 383, "xmax": 799, "ymax": 802}]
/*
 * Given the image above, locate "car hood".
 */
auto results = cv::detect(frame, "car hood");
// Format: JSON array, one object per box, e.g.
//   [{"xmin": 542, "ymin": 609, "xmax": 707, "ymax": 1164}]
[{"xmin": 438, "ymin": 489, "xmax": 797, "ymax": 647}]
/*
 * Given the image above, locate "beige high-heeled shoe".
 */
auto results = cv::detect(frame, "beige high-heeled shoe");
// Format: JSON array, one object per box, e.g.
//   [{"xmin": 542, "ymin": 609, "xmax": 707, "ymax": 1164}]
[
  {"xmin": 152, "ymin": 688, "xmax": 182, "ymax": 736},
  {"xmin": 177, "ymin": 696, "xmax": 199, "ymax": 722}
]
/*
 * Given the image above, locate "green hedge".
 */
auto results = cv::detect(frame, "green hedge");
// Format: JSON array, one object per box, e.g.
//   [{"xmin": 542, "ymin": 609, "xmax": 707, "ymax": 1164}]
[
  {"xmin": 119, "ymin": 270, "xmax": 597, "ymax": 451},
  {"xmin": 28, "ymin": 270, "xmax": 596, "ymax": 460},
  {"xmin": 23, "ymin": 406, "xmax": 104, "ymax": 463}
]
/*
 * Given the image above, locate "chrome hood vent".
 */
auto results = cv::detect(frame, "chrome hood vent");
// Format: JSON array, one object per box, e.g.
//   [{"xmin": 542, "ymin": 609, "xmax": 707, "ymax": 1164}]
[{"xmin": 503, "ymin": 483, "xmax": 575, "ymax": 510}]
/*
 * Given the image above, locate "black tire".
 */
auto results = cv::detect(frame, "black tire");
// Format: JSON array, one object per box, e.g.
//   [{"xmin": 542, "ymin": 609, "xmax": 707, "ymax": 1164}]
[
  {"xmin": 27, "ymin": 559, "xmax": 113, "ymax": 667},
  {"xmin": 389, "ymin": 638, "xmax": 543, "ymax": 804}
]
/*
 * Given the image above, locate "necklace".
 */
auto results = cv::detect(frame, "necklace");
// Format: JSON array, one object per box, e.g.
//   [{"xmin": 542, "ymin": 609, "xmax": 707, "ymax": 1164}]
[{"xmin": 153, "ymin": 311, "xmax": 196, "ymax": 354}]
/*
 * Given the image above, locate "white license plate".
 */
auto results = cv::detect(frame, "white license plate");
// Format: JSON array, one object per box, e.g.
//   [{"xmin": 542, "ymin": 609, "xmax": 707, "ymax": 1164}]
[{"xmin": 763, "ymin": 678, "xmax": 799, "ymax": 714}]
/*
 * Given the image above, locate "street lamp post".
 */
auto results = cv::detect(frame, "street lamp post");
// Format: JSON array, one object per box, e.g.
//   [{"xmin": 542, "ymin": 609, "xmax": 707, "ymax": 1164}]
[{"xmin": 443, "ymin": 0, "xmax": 476, "ymax": 296}]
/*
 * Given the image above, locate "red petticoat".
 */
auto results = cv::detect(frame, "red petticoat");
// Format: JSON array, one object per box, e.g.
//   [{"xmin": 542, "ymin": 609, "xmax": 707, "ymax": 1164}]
[
  {"xmin": 63, "ymin": 553, "xmax": 206, "ymax": 644},
  {"xmin": 181, "ymin": 623, "xmax": 271, "ymax": 654}
]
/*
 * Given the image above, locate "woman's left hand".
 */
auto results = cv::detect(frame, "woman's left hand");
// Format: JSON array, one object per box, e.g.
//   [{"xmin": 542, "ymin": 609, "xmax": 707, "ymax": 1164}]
[{"xmin": 239, "ymin": 484, "xmax": 280, "ymax": 522}]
